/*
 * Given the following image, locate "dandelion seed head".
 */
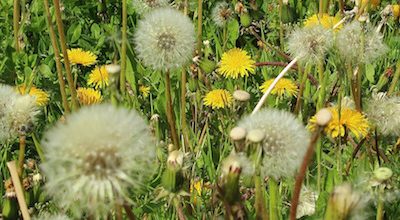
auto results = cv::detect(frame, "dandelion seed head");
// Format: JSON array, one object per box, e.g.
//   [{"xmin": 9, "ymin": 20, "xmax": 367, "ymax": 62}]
[
  {"xmin": 336, "ymin": 21, "xmax": 388, "ymax": 64},
  {"xmin": 365, "ymin": 93, "xmax": 400, "ymax": 136},
  {"xmin": 212, "ymin": 2, "xmax": 233, "ymax": 27},
  {"xmin": 0, "ymin": 84, "xmax": 39, "ymax": 143},
  {"xmin": 287, "ymin": 25, "xmax": 334, "ymax": 64},
  {"xmin": 132, "ymin": 0, "xmax": 169, "ymax": 15},
  {"xmin": 238, "ymin": 109, "xmax": 310, "ymax": 180},
  {"xmin": 134, "ymin": 7, "xmax": 195, "ymax": 71},
  {"xmin": 41, "ymin": 104, "xmax": 157, "ymax": 218},
  {"xmin": 33, "ymin": 212, "xmax": 70, "ymax": 220},
  {"xmin": 296, "ymin": 187, "xmax": 318, "ymax": 218}
]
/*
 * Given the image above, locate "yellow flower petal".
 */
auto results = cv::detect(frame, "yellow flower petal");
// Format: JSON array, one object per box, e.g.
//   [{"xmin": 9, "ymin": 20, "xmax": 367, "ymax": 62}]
[
  {"xmin": 88, "ymin": 66, "xmax": 109, "ymax": 89},
  {"xmin": 17, "ymin": 85, "xmax": 49, "ymax": 106},
  {"xmin": 67, "ymin": 48, "xmax": 97, "ymax": 66},
  {"xmin": 217, "ymin": 48, "xmax": 255, "ymax": 79},
  {"xmin": 203, "ymin": 89, "xmax": 233, "ymax": 109},
  {"xmin": 259, "ymin": 78, "xmax": 298, "ymax": 98},
  {"xmin": 77, "ymin": 88, "xmax": 102, "ymax": 105}
]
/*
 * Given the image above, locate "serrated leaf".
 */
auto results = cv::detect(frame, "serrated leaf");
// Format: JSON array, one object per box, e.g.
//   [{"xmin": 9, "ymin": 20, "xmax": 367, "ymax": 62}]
[{"xmin": 227, "ymin": 19, "xmax": 239, "ymax": 45}]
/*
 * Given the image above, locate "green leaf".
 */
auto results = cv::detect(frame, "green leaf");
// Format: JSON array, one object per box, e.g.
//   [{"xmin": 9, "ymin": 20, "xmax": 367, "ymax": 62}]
[
  {"xmin": 227, "ymin": 19, "xmax": 239, "ymax": 46},
  {"xmin": 366, "ymin": 63, "xmax": 375, "ymax": 83},
  {"xmin": 70, "ymin": 23, "xmax": 82, "ymax": 43},
  {"xmin": 38, "ymin": 64, "xmax": 52, "ymax": 79}
]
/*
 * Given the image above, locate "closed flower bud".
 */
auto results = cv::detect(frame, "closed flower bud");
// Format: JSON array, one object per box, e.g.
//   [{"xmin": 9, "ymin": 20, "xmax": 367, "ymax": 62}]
[{"xmin": 233, "ymin": 90, "xmax": 251, "ymax": 102}]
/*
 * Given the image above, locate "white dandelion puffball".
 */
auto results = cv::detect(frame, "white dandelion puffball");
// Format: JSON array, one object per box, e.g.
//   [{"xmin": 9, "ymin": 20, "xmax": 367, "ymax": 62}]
[
  {"xmin": 365, "ymin": 93, "xmax": 400, "ymax": 136},
  {"xmin": 238, "ymin": 109, "xmax": 310, "ymax": 180},
  {"xmin": 0, "ymin": 84, "xmax": 39, "ymax": 143},
  {"xmin": 212, "ymin": 2, "xmax": 233, "ymax": 27},
  {"xmin": 287, "ymin": 25, "xmax": 334, "ymax": 64},
  {"xmin": 336, "ymin": 21, "xmax": 388, "ymax": 64},
  {"xmin": 221, "ymin": 152, "xmax": 254, "ymax": 177},
  {"xmin": 134, "ymin": 7, "xmax": 195, "ymax": 71},
  {"xmin": 41, "ymin": 104, "xmax": 157, "ymax": 218},
  {"xmin": 132, "ymin": 0, "xmax": 169, "ymax": 15}
]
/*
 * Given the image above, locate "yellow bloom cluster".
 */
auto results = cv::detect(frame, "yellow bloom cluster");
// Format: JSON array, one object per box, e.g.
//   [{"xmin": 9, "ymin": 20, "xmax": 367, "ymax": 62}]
[
  {"xmin": 203, "ymin": 89, "xmax": 233, "ymax": 109},
  {"xmin": 309, "ymin": 107, "xmax": 369, "ymax": 139},
  {"xmin": 67, "ymin": 48, "xmax": 97, "ymax": 66},
  {"xmin": 218, "ymin": 48, "xmax": 255, "ymax": 79},
  {"xmin": 304, "ymin": 14, "xmax": 342, "ymax": 30},
  {"xmin": 259, "ymin": 78, "xmax": 298, "ymax": 98},
  {"xmin": 77, "ymin": 88, "xmax": 102, "ymax": 105},
  {"xmin": 17, "ymin": 85, "xmax": 49, "ymax": 106}
]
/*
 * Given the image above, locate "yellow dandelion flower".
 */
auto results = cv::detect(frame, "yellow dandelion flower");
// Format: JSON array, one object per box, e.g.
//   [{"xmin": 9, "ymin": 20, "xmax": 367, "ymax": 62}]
[
  {"xmin": 218, "ymin": 48, "xmax": 255, "ymax": 79},
  {"xmin": 259, "ymin": 78, "xmax": 298, "ymax": 98},
  {"xmin": 67, "ymin": 48, "xmax": 97, "ymax": 66},
  {"xmin": 304, "ymin": 14, "xmax": 342, "ymax": 30},
  {"xmin": 88, "ymin": 66, "xmax": 109, "ymax": 89},
  {"xmin": 190, "ymin": 179, "xmax": 203, "ymax": 205},
  {"xmin": 309, "ymin": 107, "xmax": 369, "ymax": 139},
  {"xmin": 17, "ymin": 85, "xmax": 49, "ymax": 106},
  {"xmin": 139, "ymin": 85, "xmax": 150, "ymax": 98},
  {"xmin": 77, "ymin": 88, "xmax": 102, "ymax": 105},
  {"xmin": 203, "ymin": 89, "xmax": 233, "ymax": 109}
]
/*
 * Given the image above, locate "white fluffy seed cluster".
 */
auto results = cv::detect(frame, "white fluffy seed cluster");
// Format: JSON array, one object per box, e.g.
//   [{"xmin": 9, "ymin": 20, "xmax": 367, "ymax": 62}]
[
  {"xmin": 238, "ymin": 109, "xmax": 310, "ymax": 180},
  {"xmin": 287, "ymin": 25, "xmax": 334, "ymax": 64},
  {"xmin": 41, "ymin": 104, "xmax": 157, "ymax": 218},
  {"xmin": 211, "ymin": 2, "xmax": 233, "ymax": 27},
  {"xmin": 221, "ymin": 152, "xmax": 254, "ymax": 177},
  {"xmin": 336, "ymin": 21, "xmax": 388, "ymax": 64},
  {"xmin": 365, "ymin": 93, "xmax": 400, "ymax": 136},
  {"xmin": 132, "ymin": 0, "xmax": 169, "ymax": 15},
  {"xmin": 33, "ymin": 212, "xmax": 70, "ymax": 220},
  {"xmin": 0, "ymin": 84, "xmax": 39, "ymax": 143},
  {"xmin": 134, "ymin": 7, "xmax": 195, "ymax": 71}
]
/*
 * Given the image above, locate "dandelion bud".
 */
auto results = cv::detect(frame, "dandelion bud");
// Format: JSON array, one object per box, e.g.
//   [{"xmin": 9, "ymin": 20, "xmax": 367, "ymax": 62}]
[
  {"xmin": 240, "ymin": 13, "xmax": 252, "ymax": 27},
  {"xmin": 230, "ymin": 126, "xmax": 246, "ymax": 141},
  {"xmin": 220, "ymin": 153, "xmax": 253, "ymax": 205},
  {"xmin": 315, "ymin": 108, "xmax": 332, "ymax": 126},
  {"xmin": 233, "ymin": 90, "xmax": 251, "ymax": 102},
  {"xmin": 325, "ymin": 183, "xmax": 364, "ymax": 219},
  {"xmin": 105, "ymin": 64, "xmax": 121, "ymax": 75},
  {"xmin": 199, "ymin": 58, "xmax": 217, "ymax": 74},
  {"xmin": 373, "ymin": 167, "xmax": 393, "ymax": 182},
  {"xmin": 162, "ymin": 151, "xmax": 185, "ymax": 192},
  {"xmin": 167, "ymin": 150, "xmax": 184, "ymax": 169},
  {"xmin": 246, "ymin": 129, "xmax": 265, "ymax": 143}
]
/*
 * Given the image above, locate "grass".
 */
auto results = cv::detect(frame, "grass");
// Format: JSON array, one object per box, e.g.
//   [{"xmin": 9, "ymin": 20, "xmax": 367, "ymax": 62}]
[{"xmin": 1, "ymin": 0, "xmax": 400, "ymax": 219}]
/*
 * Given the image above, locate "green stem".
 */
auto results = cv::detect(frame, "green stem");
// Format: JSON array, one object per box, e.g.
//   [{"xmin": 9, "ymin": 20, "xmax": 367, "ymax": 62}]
[
  {"xmin": 165, "ymin": 71, "xmax": 180, "ymax": 149},
  {"xmin": 278, "ymin": 0, "xmax": 284, "ymax": 49},
  {"xmin": 53, "ymin": 0, "xmax": 79, "ymax": 110},
  {"xmin": 376, "ymin": 186, "xmax": 384, "ymax": 220},
  {"xmin": 388, "ymin": 61, "xmax": 400, "ymax": 96},
  {"xmin": 13, "ymin": 0, "xmax": 20, "ymax": 52},
  {"xmin": 294, "ymin": 64, "xmax": 310, "ymax": 115},
  {"xmin": 269, "ymin": 178, "xmax": 279, "ymax": 220},
  {"xmin": 196, "ymin": 0, "xmax": 203, "ymax": 56},
  {"xmin": 17, "ymin": 135, "xmax": 26, "ymax": 176},
  {"xmin": 317, "ymin": 60, "xmax": 326, "ymax": 110},
  {"xmin": 43, "ymin": 0, "xmax": 70, "ymax": 113},
  {"xmin": 120, "ymin": 0, "xmax": 127, "ymax": 94}
]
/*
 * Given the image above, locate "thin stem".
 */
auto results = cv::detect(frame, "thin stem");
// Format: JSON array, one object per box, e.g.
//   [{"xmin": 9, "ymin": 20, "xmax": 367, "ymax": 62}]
[
  {"xmin": 278, "ymin": 0, "xmax": 284, "ymax": 49},
  {"xmin": 289, "ymin": 127, "xmax": 323, "ymax": 220},
  {"xmin": 376, "ymin": 186, "xmax": 384, "ymax": 220},
  {"xmin": 250, "ymin": 29, "xmax": 291, "ymax": 61},
  {"xmin": 123, "ymin": 203, "xmax": 136, "ymax": 220},
  {"xmin": 116, "ymin": 203, "xmax": 123, "ymax": 220},
  {"xmin": 269, "ymin": 178, "xmax": 279, "ymax": 220},
  {"xmin": 255, "ymin": 61, "xmax": 298, "ymax": 69},
  {"xmin": 120, "ymin": 0, "xmax": 127, "ymax": 94},
  {"xmin": 196, "ymin": 0, "xmax": 203, "ymax": 56},
  {"xmin": 316, "ymin": 60, "xmax": 326, "ymax": 110},
  {"xmin": 338, "ymin": 0, "xmax": 345, "ymax": 14},
  {"xmin": 388, "ymin": 61, "xmax": 400, "ymax": 96},
  {"xmin": 294, "ymin": 64, "xmax": 309, "ymax": 115},
  {"xmin": 255, "ymin": 175, "xmax": 268, "ymax": 220},
  {"xmin": 17, "ymin": 135, "xmax": 26, "ymax": 176},
  {"xmin": 165, "ymin": 71, "xmax": 180, "ymax": 149},
  {"xmin": 252, "ymin": 57, "xmax": 298, "ymax": 114},
  {"xmin": 53, "ymin": 0, "xmax": 79, "ymax": 110},
  {"xmin": 13, "ymin": 0, "xmax": 21, "ymax": 52},
  {"xmin": 43, "ymin": 0, "xmax": 70, "ymax": 113},
  {"xmin": 319, "ymin": 0, "xmax": 323, "ymax": 17}
]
